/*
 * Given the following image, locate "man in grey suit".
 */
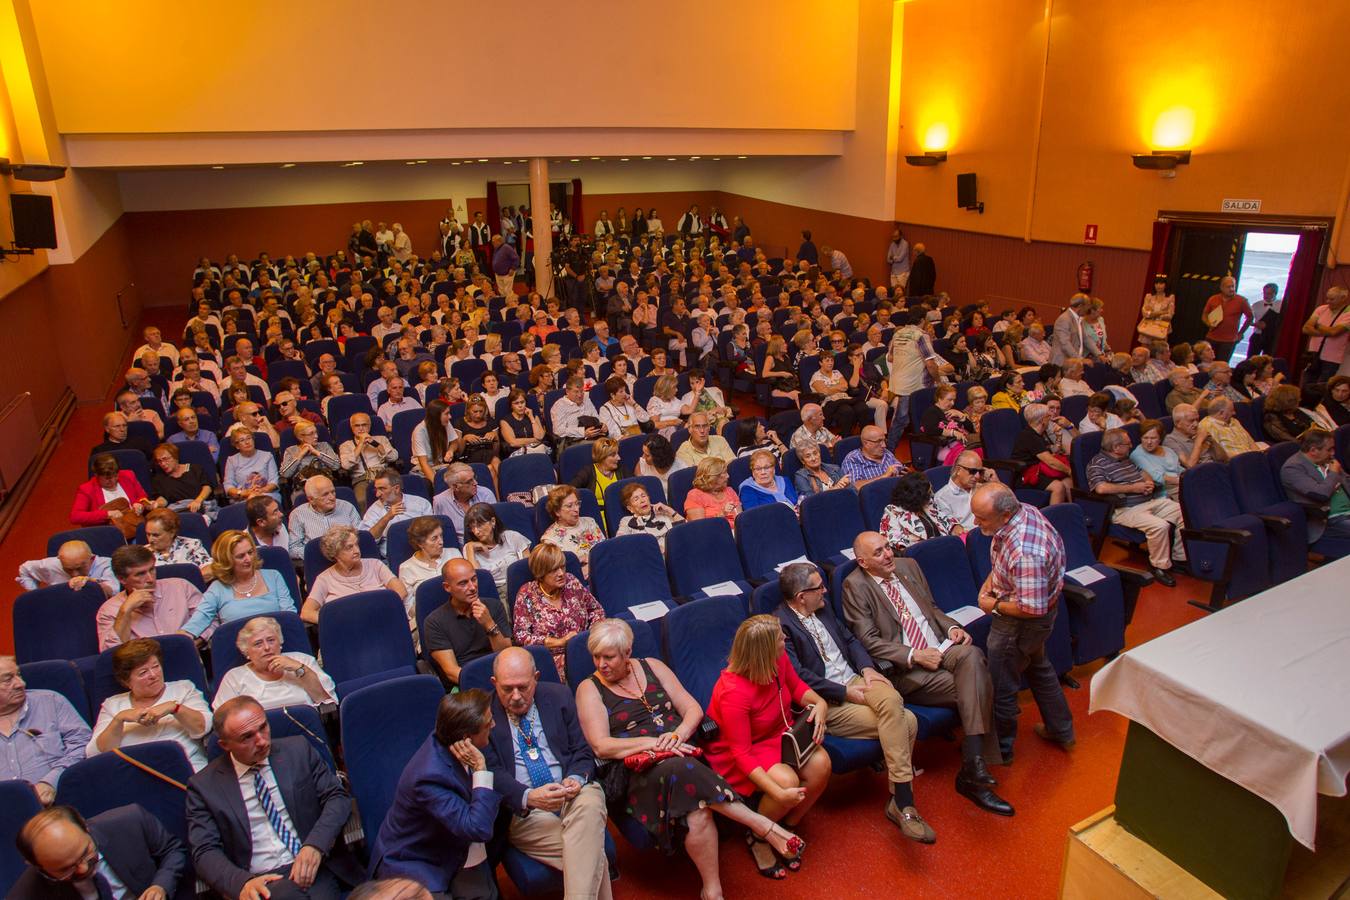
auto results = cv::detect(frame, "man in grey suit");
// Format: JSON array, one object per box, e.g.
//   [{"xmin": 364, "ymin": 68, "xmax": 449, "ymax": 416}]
[
  {"xmin": 187, "ymin": 696, "xmax": 360, "ymax": 900},
  {"xmin": 1279, "ymin": 428, "xmax": 1350, "ymax": 559},
  {"xmin": 841, "ymin": 531, "xmax": 1012, "ymax": 816},
  {"xmin": 1049, "ymin": 293, "xmax": 1091, "ymax": 365}
]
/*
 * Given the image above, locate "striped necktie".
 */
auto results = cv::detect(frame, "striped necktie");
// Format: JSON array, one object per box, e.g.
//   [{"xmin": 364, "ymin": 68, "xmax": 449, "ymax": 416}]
[
  {"xmin": 882, "ymin": 578, "xmax": 929, "ymax": 650},
  {"xmin": 252, "ymin": 766, "xmax": 303, "ymax": 857}
]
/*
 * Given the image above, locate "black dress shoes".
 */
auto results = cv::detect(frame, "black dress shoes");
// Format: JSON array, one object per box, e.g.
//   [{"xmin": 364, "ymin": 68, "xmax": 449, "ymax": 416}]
[
  {"xmin": 966, "ymin": 755, "xmax": 997, "ymax": 785},
  {"xmin": 956, "ymin": 766, "xmax": 1014, "ymax": 816},
  {"xmin": 1151, "ymin": 566, "xmax": 1176, "ymax": 587}
]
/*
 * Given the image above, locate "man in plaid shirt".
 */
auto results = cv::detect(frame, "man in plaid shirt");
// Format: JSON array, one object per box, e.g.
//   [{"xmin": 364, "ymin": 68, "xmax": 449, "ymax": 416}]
[{"xmin": 971, "ymin": 483, "xmax": 1074, "ymax": 761}]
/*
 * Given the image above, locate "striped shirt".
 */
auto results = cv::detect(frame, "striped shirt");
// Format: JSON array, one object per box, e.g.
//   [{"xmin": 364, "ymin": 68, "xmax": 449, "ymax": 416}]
[
  {"xmin": 989, "ymin": 504, "xmax": 1065, "ymax": 615},
  {"xmin": 1086, "ymin": 452, "xmax": 1155, "ymax": 507},
  {"xmin": 841, "ymin": 449, "xmax": 902, "ymax": 483}
]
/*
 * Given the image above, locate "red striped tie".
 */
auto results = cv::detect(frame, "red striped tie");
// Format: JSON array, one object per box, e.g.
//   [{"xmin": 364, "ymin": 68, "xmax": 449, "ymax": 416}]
[{"xmin": 883, "ymin": 578, "xmax": 929, "ymax": 650}]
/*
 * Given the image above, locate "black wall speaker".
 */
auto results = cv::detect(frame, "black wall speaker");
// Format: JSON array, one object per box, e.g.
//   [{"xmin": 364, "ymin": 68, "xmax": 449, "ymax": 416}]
[
  {"xmin": 956, "ymin": 173, "xmax": 977, "ymax": 209},
  {"xmin": 11, "ymin": 193, "xmax": 57, "ymax": 249}
]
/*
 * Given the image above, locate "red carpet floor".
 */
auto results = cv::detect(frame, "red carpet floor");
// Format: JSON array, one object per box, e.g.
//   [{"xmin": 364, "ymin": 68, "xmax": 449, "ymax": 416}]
[{"xmin": 0, "ymin": 308, "xmax": 1212, "ymax": 898}]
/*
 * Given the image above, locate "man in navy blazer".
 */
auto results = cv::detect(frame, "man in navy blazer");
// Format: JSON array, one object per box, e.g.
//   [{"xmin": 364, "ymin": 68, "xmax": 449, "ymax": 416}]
[
  {"xmin": 10, "ymin": 803, "xmax": 187, "ymax": 900},
  {"xmin": 482, "ymin": 647, "xmax": 612, "ymax": 900},
  {"xmin": 372, "ymin": 690, "xmax": 502, "ymax": 899},
  {"xmin": 1280, "ymin": 429, "xmax": 1350, "ymax": 557},
  {"xmin": 186, "ymin": 696, "xmax": 360, "ymax": 900},
  {"xmin": 774, "ymin": 562, "xmax": 936, "ymax": 844}
]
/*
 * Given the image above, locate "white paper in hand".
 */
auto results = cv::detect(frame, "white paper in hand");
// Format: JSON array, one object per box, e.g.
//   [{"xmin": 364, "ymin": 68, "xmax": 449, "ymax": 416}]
[
  {"xmin": 948, "ymin": 605, "xmax": 987, "ymax": 626},
  {"xmin": 1066, "ymin": 565, "xmax": 1106, "ymax": 585},
  {"xmin": 936, "ymin": 638, "xmax": 953, "ymax": 653},
  {"xmin": 702, "ymin": 581, "xmax": 742, "ymax": 597},
  {"xmin": 628, "ymin": 601, "xmax": 670, "ymax": 621}
]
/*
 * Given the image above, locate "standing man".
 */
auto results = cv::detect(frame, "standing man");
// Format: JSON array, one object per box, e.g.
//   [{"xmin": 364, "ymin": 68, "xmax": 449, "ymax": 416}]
[
  {"xmin": 187, "ymin": 697, "xmax": 361, "ymax": 900},
  {"xmin": 907, "ymin": 243, "xmax": 936, "ymax": 298},
  {"xmin": 483, "ymin": 647, "xmax": 612, "ymax": 900},
  {"xmin": 887, "ymin": 228, "xmax": 911, "ymax": 292},
  {"xmin": 468, "ymin": 212, "xmax": 492, "ymax": 270},
  {"xmin": 1050, "ymin": 294, "xmax": 1091, "ymax": 365},
  {"xmin": 1201, "ymin": 276, "xmax": 1253, "ymax": 362},
  {"xmin": 10, "ymin": 804, "xmax": 187, "ymax": 900},
  {"xmin": 970, "ymin": 483, "xmax": 1073, "ymax": 762},
  {"xmin": 1300, "ymin": 286, "xmax": 1350, "ymax": 383},
  {"xmin": 886, "ymin": 311, "xmax": 948, "ymax": 448},
  {"xmin": 1247, "ymin": 282, "xmax": 1283, "ymax": 357},
  {"xmin": 491, "ymin": 235, "xmax": 519, "ymax": 299}
]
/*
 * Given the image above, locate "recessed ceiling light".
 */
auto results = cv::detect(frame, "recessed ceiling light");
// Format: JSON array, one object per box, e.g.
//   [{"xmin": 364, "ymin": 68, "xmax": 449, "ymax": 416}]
[
  {"xmin": 737, "ymin": 155, "xmax": 747, "ymax": 159},
  {"xmin": 590, "ymin": 157, "xmax": 600, "ymax": 160},
  {"xmin": 405, "ymin": 161, "xmax": 417, "ymax": 165},
  {"xmin": 642, "ymin": 156, "xmax": 652, "ymax": 160},
  {"xmin": 503, "ymin": 161, "xmax": 513, "ymax": 165},
  {"xmin": 477, "ymin": 158, "xmax": 488, "ymax": 162},
  {"xmin": 712, "ymin": 157, "xmax": 721, "ymax": 161},
  {"xmin": 211, "ymin": 165, "xmax": 225, "ymax": 169},
  {"xmin": 689, "ymin": 156, "xmax": 700, "ymax": 160},
  {"xmin": 452, "ymin": 162, "xmax": 461, "ymax": 166},
  {"xmin": 619, "ymin": 157, "xmax": 630, "ymax": 161},
  {"xmin": 569, "ymin": 158, "xmax": 579, "ymax": 162},
  {"xmin": 416, "ymin": 160, "xmax": 427, "ymax": 164},
  {"xmin": 666, "ymin": 157, "xmax": 676, "ymax": 161},
  {"xmin": 280, "ymin": 163, "xmax": 296, "ymax": 168},
  {"xmin": 517, "ymin": 159, "xmax": 527, "ymax": 163}
]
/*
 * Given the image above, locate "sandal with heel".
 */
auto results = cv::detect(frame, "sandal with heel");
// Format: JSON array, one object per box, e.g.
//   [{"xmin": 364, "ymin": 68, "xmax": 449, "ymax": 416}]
[
  {"xmin": 757, "ymin": 822, "xmax": 805, "ymax": 872},
  {"xmin": 745, "ymin": 831, "xmax": 786, "ymax": 879}
]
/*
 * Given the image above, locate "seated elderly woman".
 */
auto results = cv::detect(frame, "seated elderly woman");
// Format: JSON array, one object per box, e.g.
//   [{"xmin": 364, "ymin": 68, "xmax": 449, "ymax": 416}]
[
  {"xmin": 89, "ymin": 637, "xmax": 211, "ymax": 771},
  {"xmin": 72, "ymin": 452, "xmax": 153, "ymax": 528},
  {"xmin": 142, "ymin": 508, "xmax": 213, "ymax": 581},
  {"xmin": 396, "ymin": 515, "xmax": 464, "ymax": 594},
  {"xmin": 614, "ymin": 481, "xmax": 683, "ymax": 550},
  {"xmin": 569, "ymin": 438, "xmax": 632, "ymax": 534},
  {"xmin": 300, "ymin": 524, "xmax": 408, "ymax": 625},
  {"xmin": 792, "ymin": 441, "xmax": 851, "ymax": 496},
  {"xmin": 1010, "ymin": 403, "xmax": 1072, "ymax": 504},
  {"xmin": 704, "ymin": 615, "xmax": 828, "ymax": 880},
  {"xmin": 150, "ymin": 442, "xmax": 216, "ymax": 518},
  {"xmin": 739, "ymin": 449, "xmax": 799, "ymax": 511},
  {"xmin": 181, "ymin": 530, "xmax": 297, "ymax": 639},
  {"xmin": 222, "ymin": 425, "xmax": 281, "ymax": 503},
  {"xmin": 576, "ymin": 618, "xmax": 804, "ymax": 891},
  {"xmin": 278, "ymin": 419, "xmax": 340, "ymax": 488},
  {"xmin": 598, "ymin": 375, "xmax": 653, "ymax": 438},
  {"xmin": 1130, "ymin": 419, "xmax": 1184, "ymax": 499},
  {"xmin": 513, "ymin": 542, "xmax": 605, "ymax": 683},
  {"xmin": 540, "ymin": 484, "xmax": 606, "ymax": 575},
  {"xmin": 213, "ymin": 615, "xmax": 336, "ymax": 710},
  {"xmin": 880, "ymin": 471, "xmax": 963, "ymax": 551},
  {"xmin": 684, "ymin": 457, "xmax": 742, "ymax": 525},
  {"xmin": 1262, "ymin": 383, "xmax": 1321, "ymax": 444}
]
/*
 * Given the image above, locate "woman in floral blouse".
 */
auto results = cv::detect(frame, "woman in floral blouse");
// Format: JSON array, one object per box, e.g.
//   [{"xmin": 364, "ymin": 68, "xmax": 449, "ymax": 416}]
[
  {"xmin": 513, "ymin": 541, "xmax": 606, "ymax": 682},
  {"xmin": 879, "ymin": 471, "xmax": 963, "ymax": 552},
  {"xmin": 539, "ymin": 485, "xmax": 606, "ymax": 577}
]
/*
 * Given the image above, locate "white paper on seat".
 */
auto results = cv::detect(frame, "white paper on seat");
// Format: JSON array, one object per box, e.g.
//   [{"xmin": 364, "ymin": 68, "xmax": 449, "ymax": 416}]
[
  {"xmin": 839, "ymin": 548, "xmax": 857, "ymax": 560},
  {"xmin": 702, "ymin": 581, "xmax": 742, "ymax": 597},
  {"xmin": 947, "ymin": 605, "xmax": 987, "ymax": 626},
  {"xmin": 1066, "ymin": 564, "xmax": 1106, "ymax": 585},
  {"xmin": 627, "ymin": 601, "xmax": 670, "ymax": 621},
  {"xmin": 774, "ymin": 555, "xmax": 812, "ymax": 573}
]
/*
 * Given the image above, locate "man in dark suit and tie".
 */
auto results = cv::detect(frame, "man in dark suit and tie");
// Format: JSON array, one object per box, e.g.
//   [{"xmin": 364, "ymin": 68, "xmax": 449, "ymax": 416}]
[
  {"xmin": 842, "ymin": 532, "xmax": 1013, "ymax": 816},
  {"xmin": 1280, "ymin": 428, "xmax": 1350, "ymax": 559},
  {"xmin": 11, "ymin": 803, "xmax": 187, "ymax": 900},
  {"xmin": 482, "ymin": 647, "xmax": 612, "ymax": 900},
  {"xmin": 371, "ymin": 690, "xmax": 502, "ymax": 899},
  {"xmin": 186, "ymin": 696, "xmax": 360, "ymax": 900},
  {"xmin": 774, "ymin": 563, "xmax": 935, "ymax": 843}
]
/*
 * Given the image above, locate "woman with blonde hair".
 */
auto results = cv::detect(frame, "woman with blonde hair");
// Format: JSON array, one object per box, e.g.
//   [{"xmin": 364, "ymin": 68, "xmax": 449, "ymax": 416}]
[
  {"xmin": 180, "ymin": 531, "xmax": 296, "ymax": 638},
  {"xmin": 704, "ymin": 615, "xmax": 828, "ymax": 878},
  {"xmin": 684, "ymin": 457, "xmax": 741, "ymax": 525},
  {"xmin": 576, "ymin": 618, "xmax": 804, "ymax": 889},
  {"xmin": 513, "ymin": 542, "xmax": 605, "ymax": 682},
  {"xmin": 646, "ymin": 374, "xmax": 685, "ymax": 437},
  {"xmin": 760, "ymin": 335, "xmax": 801, "ymax": 407}
]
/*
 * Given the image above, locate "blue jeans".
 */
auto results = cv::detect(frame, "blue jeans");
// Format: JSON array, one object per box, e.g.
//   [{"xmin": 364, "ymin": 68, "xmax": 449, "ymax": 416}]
[
  {"xmin": 887, "ymin": 394, "xmax": 911, "ymax": 449},
  {"xmin": 986, "ymin": 605, "xmax": 1074, "ymax": 756}
]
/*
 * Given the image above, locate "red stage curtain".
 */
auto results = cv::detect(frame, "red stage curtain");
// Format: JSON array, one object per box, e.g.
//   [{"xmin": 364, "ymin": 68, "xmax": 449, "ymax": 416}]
[
  {"xmin": 1274, "ymin": 229, "xmax": 1326, "ymax": 366},
  {"xmin": 486, "ymin": 181, "xmax": 501, "ymax": 235},
  {"xmin": 571, "ymin": 179, "xmax": 584, "ymax": 236}
]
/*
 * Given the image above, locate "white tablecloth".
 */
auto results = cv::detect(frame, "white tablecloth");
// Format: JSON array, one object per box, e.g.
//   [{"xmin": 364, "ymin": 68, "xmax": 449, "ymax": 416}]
[{"xmin": 1090, "ymin": 556, "xmax": 1350, "ymax": 849}]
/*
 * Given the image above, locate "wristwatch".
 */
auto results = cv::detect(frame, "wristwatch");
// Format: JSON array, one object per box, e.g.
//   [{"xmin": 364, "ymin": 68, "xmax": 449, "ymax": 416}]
[
  {"xmin": 294, "ymin": 665, "xmax": 308, "ymax": 677},
  {"xmin": 990, "ymin": 600, "xmax": 1003, "ymax": 617}
]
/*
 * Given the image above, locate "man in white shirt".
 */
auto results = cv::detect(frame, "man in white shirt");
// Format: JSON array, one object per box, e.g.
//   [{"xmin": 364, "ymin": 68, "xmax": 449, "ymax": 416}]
[
  {"xmin": 550, "ymin": 376, "xmax": 605, "ymax": 444},
  {"xmin": 377, "ymin": 376, "xmax": 422, "ymax": 429},
  {"xmin": 361, "ymin": 468, "xmax": 432, "ymax": 554},
  {"xmin": 431, "ymin": 463, "xmax": 497, "ymax": 543},
  {"xmin": 931, "ymin": 451, "xmax": 993, "ymax": 530},
  {"xmin": 186, "ymin": 697, "xmax": 359, "ymax": 899},
  {"xmin": 16, "ymin": 541, "xmax": 117, "ymax": 596},
  {"xmin": 133, "ymin": 326, "xmax": 180, "ymax": 368},
  {"xmin": 225, "ymin": 355, "xmax": 272, "ymax": 402},
  {"xmin": 287, "ymin": 476, "xmax": 361, "ymax": 559},
  {"xmin": 372, "ymin": 307, "xmax": 401, "ymax": 347}
]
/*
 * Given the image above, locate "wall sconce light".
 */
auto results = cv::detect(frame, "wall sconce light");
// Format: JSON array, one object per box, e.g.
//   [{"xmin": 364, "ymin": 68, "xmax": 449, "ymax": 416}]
[
  {"xmin": 1131, "ymin": 150, "xmax": 1191, "ymax": 171},
  {"xmin": 905, "ymin": 151, "xmax": 947, "ymax": 167},
  {"xmin": 0, "ymin": 158, "xmax": 67, "ymax": 181}
]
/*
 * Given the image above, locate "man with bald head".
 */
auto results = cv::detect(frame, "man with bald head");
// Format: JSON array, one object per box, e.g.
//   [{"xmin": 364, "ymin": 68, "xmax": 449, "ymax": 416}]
[
  {"xmin": 287, "ymin": 475, "xmax": 360, "ymax": 559},
  {"xmin": 92, "ymin": 410, "xmax": 157, "ymax": 459},
  {"xmin": 841, "ymin": 425, "xmax": 905, "ymax": 486},
  {"xmin": 932, "ymin": 450, "xmax": 993, "ymax": 529},
  {"xmin": 187, "ymin": 696, "xmax": 359, "ymax": 899},
  {"xmin": 17, "ymin": 540, "xmax": 117, "ymax": 596},
  {"xmin": 843, "ymin": 532, "xmax": 1010, "ymax": 816},
  {"xmin": 484, "ymin": 647, "xmax": 612, "ymax": 900},
  {"xmin": 423, "ymin": 557, "xmax": 511, "ymax": 689},
  {"xmin": 10, "ymin": 803, "xmax": 187, "ymax": 900},
  {"xmin": 970, "ymin": 483, "xmax": 1073, "ymax": 760},
  {"xmin": 1202, "ymin": 275, "xmax": 1252, "ymax": 361}
]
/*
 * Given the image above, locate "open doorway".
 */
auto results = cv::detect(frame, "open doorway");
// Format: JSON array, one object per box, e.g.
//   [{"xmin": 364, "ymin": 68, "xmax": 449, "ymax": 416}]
[{"xmin": 1230, "ymin": 232, "xmax": 1299, "ymax": 360}]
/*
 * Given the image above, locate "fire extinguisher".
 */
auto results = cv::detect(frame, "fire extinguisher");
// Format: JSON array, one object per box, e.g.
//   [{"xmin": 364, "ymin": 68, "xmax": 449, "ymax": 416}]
[{"xmin": 1076, "ymin": 260, "xmax": 1094, "ymax": 294}]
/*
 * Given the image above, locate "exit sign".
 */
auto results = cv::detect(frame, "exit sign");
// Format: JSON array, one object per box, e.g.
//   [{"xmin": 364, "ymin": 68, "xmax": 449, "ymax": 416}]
[
  {"xmin": 1222, "ymin": 199, "xmax": 1262, "ymax": 213},
  {"xmin": 1083, "ymin": 224, "xmax": 1098, "ymax": 244}
]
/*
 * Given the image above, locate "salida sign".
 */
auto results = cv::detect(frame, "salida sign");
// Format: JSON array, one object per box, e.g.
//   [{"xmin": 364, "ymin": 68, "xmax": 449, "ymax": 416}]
[{"xmin": 1221, "ymin": 199, "xmax": 1262, "ymax": 213}]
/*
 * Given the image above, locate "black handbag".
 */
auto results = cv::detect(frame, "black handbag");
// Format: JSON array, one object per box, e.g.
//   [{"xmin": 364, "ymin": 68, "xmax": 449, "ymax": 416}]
[{"xmin": 777, "ymin": 679, "xmax": 817, "ymax": 769}]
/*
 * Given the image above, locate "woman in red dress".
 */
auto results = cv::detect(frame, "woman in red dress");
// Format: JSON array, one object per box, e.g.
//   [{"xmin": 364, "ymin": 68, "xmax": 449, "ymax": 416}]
[{"xmin": 704, "ymin": 615, "xmax": 831, "ymax": 878}]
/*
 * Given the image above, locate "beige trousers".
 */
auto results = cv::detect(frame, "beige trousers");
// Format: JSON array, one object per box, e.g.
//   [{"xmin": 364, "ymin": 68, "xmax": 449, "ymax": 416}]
[
  {"xmin": 1112, "ymin": 496, "xmax": 1186, "ymax": 569},
  {"xmin": 508, "ymin": 782, "xmax": 612, "ymax": 900},
  {"xmin": 824, "ymin": 675, "xmax": 916, "ymax": 784}
]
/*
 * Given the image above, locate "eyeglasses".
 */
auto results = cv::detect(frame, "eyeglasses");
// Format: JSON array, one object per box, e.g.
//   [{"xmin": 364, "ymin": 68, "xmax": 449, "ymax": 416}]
[
  {"xmin": 800, "ymin": 583, "xmax": 825, "ymax": 595},
  {"xmin": 41, "ymin": 839, "xmax": 98, "ymax": 883}
]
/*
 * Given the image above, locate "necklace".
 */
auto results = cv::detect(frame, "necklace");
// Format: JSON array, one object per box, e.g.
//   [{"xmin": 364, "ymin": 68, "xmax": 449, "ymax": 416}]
[
  {"xmin": 236, "ymin": 572, "xmax": 262, "ymax": 598},
  {"xmin": 618, "ymin": 665, "xmax": 666, "ymax": 729}
]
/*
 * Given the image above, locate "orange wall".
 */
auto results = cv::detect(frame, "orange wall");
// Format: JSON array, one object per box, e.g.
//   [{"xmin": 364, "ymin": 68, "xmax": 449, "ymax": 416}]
[
  {"xmin": 896, "ymin": 0, "xmax": 1350, "ymax": 251},
  {"xmin": 31, "ymin": 0, "xmax": 858, "ymax": 135}
]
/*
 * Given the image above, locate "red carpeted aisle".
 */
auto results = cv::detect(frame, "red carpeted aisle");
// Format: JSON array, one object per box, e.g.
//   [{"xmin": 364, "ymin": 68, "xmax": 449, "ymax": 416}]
[{"xmin": 0, "ymin": 307, "xmax": 1211, "ymax": 899}]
